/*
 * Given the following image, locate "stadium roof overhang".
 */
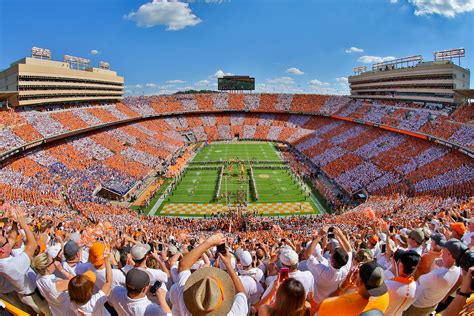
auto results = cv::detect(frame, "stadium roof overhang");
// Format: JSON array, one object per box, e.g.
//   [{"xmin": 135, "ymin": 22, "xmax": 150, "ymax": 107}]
[
  {"xmin": 0, "ymin": 91, "xmax": 18, "ymax": 101},
  {"xmin": 454, "ymin": 89, "xmax": 474, "ymax": 99}
]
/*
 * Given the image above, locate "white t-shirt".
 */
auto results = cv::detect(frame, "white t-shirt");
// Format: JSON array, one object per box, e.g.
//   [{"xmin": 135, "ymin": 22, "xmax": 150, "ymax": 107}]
[
  {"xmin": 0, "ymin": 252, "xmax": 37, "ymax": 295},
  {"xmin": 170, "ymin": 270, "xmax": 248, "ymax": 316},
  {"xmin": 307, "ymin": 252, "xmax": 352, "ymax": 304},
  {"xmin": 238, "ymin": 274, "xmax": 264, "ymax": 305},
  {"xmin": 108, "ymin": 286, "xmax": 167, "ymax": 316},
  {"xmin": 62, "ymin": 261, "xmax": 94, "ymax": 276},
  {"xmin": 36, "ymin": 274, "xmax": 75, "ymax": 316},
  {"xmin": 385, "ymin": 277, "xmax": 417, "ymax": 316},
  {"xmin": 263, "ymin": 269, "xmax": 315, "ymax": 299},
  {"xmin": 93, "ymin": 267, "xmax": 126, "ymax": 289},
  {"xmin": 413, "ymin": 265, "xmax": 461, "ymax": 308},
  {"xmin": 462, "ymin": 232, "xmax": 474, "ymax": 245},
  {"xmin": 71, "ymin": 290, "xmax": 109, "ymax": 316},
  {"xmin": 123, "ymin": 265, "xmax": 168, "ymax": 291}
]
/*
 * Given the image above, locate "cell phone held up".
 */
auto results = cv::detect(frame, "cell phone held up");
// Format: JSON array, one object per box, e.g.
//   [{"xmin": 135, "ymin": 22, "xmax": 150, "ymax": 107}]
[
  {"xmin": 328, "ymin": 227, "xmax": 335, "ymax": 239},
  {"xmin": 149, "ymin": 280, "xmax": 162, "ymax": 294},
  {"xmin": 216, "ymin": 243, "xmax": 226, "ymax": 255},
  {"xmin": 279, "ymin": 267, "xmax": 290, "ymax": 282}
]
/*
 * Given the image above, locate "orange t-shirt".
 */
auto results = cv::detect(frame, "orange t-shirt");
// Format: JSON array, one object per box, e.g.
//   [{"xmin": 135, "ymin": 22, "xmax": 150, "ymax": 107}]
[{"xmin": 318, "ymin": 291, "xmax": 389, "ymax": 316}]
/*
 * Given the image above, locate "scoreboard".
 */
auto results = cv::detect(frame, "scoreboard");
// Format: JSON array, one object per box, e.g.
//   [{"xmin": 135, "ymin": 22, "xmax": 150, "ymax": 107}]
[{"xmin": 218, "ymin": 76, "xmax": 255, "ymax": 91}]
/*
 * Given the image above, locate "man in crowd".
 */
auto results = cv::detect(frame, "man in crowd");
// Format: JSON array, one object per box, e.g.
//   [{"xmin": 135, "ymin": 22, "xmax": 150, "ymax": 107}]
[
  {"xmin": 304, "ymin": 226, "xmax": 352, "ymax": 304},
  {"xmin": 317, "ymin": 261, "xmax": 390, "ymax": 315},
  {"xmin": 384, "ymin": 250, "xmax": 420, "ymax": 316},
  {"xmin": 404, "ymin": 239, "xmax": 462, "ymax": 315},
  {"xmin": 171, "ymin": 233, "xmax": 248, "ymax": 315}
]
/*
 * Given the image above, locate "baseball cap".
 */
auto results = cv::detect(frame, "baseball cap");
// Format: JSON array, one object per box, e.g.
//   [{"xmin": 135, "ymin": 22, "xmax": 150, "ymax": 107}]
[
  {"xmin": 354, "ymin": 249, "xmax": 374, "ymax": 264},
  {"xmin": 130, "ymin": 243, "xmax": 151, "ymax": 261},
  {"xmin": 126, "ymin": 268, "xmax": 150, "ymax": 291},
  {"xmin": 279, "ymin": 249, "xmax": 299, "ymax": 266},
  {"xmin": 430, "ymin": 233, "xmax": 446, "ymax": 246},
  {"xmin": 64, "ymin": 241, "xmax": 80, "ymax": 261},
  {"xmin": 439, "ymin": 238, "xmax": 468, "ymax": 265},
  {"xmin": 450, "ymin": 223, "xmax": 466, "ymax": 235},
  {"xmin": 359, "ymin": 261, "xmax": 388, "ymax": 297},
  {"xmin": 69, "ymin": 232, "xmax": 81, "ymax": 243},
  {"xmin": 47, "ymin": 244, "xmax": 61, "ymax": 259},
  {"xmin": 239, "ymin": 251, "xmax": 253, "ymax": 267},
  {"xmin": 88, "ymin": 242, "xmax": 105, "ymax": 268},
  {"xmin": 408, "ymin": 229, "xmax": 424, "ymax": 244},
  {"xmin": 168, "ymin": 245, "xmax": 178, "ymax": 256},
  {"xmin": 368, "ymin": 235, "xmax": 379, "ymax": 245},
  {"xmin": 422, "ymin": 227, "xmax": 432, "ymax": 241}
]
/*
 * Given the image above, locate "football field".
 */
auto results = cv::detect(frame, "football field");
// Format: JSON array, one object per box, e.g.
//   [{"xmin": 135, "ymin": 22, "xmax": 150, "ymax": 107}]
[{"xmin": 148, "ymin": 142, "xmax": 325, "ymax": 216}]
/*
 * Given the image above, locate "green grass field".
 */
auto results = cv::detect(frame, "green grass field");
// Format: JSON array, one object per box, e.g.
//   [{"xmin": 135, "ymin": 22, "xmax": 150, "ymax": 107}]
[{"xmin": 146, "ymin": 142, "xmax": 326, "ymax": 216}]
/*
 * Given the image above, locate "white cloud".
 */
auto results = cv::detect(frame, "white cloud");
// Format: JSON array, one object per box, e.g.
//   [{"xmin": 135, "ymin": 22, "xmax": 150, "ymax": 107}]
[
  {"xmin": 286, "ymin": 67, "xmax": 304, "ymax": 75},
  {"xmin": 357, "ymin": 55, "xmax": 396, "ymax": 64},
  {"xmin": 90, "ymin": 49, "xmax": 99, "ymax": 55},
  {"xmin": 166, "ymin": 79, "xmax": 185, "ymax": 84},
  {"xmin": 408, "ymin": 0, "xmax": 474, "ymax": 17},
  {"xmin": 308, "ymin": 79, "xmax": 330, "ymax": 87},
  {"xmin": 125, "ymin": 0, "xmax": 202, "ymax": 31},
  {"xmin": 267, "ymin": 77, "xmax": 295, "ymax": 85},
  {"xmin": 125, "ymin": 84, "xmax": 144, "ymax": 89},
  {"xmin": 210, "ymin": 69, "xmax": 233, "ymax": 79},
  {"xmin": 335, "ymin": 77, "xmax": 349, "ymax": 85},
  {"xmin": 195, "ymin": 79, "xmax": 210, "ymax": 86},
  {"xmin": 145, "ymin": 83, "xmax": 158, "ymax": 88},
  {"xmin": 345, "ymin": 46, "xmax": 364, "ymax": 53}
]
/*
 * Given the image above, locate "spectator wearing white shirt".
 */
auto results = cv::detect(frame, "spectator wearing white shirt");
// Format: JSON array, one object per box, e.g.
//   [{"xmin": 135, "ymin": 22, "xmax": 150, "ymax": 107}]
[
  {"xmin": 32, "ymin": 251, "xmax": 76, "ymax": 316},
  {"xmin": 88, "ymin": 242, "xmax": 126, "ymax": 289},
  {"xmin": 108, "ymin": 268, "xmax": 170, "ymax": 316},
  {"xmin": 262, "ymin": 248, "xmax": 314, "ymax": 300},
  {"xmin": 384, "ymin": 250, "xmax": 420, "ymax": 316},
  {"xmin": 462, "ymin": 218, "xmax": 474, "ymax": 245},
  {"xmin": 122, "ymin": 243, "xmax": 169, "ymax": 292},
  {"xmin": 62, "ymin": 240, "xmax": 93, "ymax": 276},
  {"xmin": 407, "ymin": 229, "xmax": 424, "ymax": 255},
  {"xmin": 0, "ymin": 207, "xmax": 50, "ymax": 315},
  {"xmin": 171, "ymin": 233, "xmax": 248, "ymax": 316},
  {"xmin": 404, "ymin": 239, "xmax": 463, "ymax": 315},
  {"xmin": 304, "ymin": 226, "xmax": 352, "ymax": 304},
  {"xmin": 237, "ymin": 250, "xmax": 264, "ymax": 306}
]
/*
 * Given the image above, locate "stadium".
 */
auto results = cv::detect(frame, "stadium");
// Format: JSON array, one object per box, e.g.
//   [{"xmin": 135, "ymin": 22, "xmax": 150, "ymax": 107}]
[{"xmin": 0, "ymin": 1, "xmax": 474, "ymax": 315}]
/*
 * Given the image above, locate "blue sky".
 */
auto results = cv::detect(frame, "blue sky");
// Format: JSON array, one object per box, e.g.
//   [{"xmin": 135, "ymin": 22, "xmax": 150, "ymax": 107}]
[{"xmin": 1, "ymin": 0, "xmax": 473, "ymax": 95}]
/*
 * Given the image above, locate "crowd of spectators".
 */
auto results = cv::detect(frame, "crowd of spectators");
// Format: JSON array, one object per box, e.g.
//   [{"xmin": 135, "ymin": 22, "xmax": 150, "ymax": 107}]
[{"xmin": 0, "ymin": 191, "xmax": 473, "ymax": 315}]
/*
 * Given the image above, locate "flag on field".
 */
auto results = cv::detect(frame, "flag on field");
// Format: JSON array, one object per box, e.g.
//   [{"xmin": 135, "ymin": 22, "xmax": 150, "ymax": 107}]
[
  {"xmin": 229, "ymin": 165, "xmax": 233, "ymax": 173},
  {"xmin": 241, "ymin": 165, "xmax": 245, "ymax": 174}
]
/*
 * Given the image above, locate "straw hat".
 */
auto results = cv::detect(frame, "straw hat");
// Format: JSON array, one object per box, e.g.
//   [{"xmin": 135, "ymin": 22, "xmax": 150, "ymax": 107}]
[{"xmin": 183, "ymin": 267, "xmax": 235, "ymax": 315}]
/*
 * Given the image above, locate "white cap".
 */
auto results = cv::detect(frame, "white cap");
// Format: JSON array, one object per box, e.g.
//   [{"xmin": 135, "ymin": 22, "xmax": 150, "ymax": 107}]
[
  {"xmin": 240, "ymin": 251, "xmax": 252, "ymax": 267},
  {"xmin": 47, "ymin": 244, "xmax": 61, "ymax": 258},
  {"xmin": 279, "ymin": 249, "xmax": 299, "ymax": 266},
  {"xmin": 130, "ymin": 243, "xmax": 151, "ymax": 261},
  {"xmin": 69, "ymin": 232, "xmax": 81, "ymax": 243}
]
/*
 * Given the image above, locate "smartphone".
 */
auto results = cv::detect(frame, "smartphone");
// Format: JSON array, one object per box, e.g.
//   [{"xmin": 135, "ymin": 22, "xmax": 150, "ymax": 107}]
[
  {"xmin": 158, "ymin": 243, "xmax": 163, "ymax": 251},
  {"xmin": 381, "ymin": 244, "xmax": 386, "ymax": 253},
  {"xmin": 389, "ymin": 225, "xmax": 394, "ymax": 233},
  {"xmin": 148, "ymin": 242, "xmax": 154, "ymax": 253},
  {"xmin": 279, "ymin": 267, "xmax": 290, "ymax": 281},
  {"xmin": 149, "ymin": 280, "xmax": 162, "ymax": 294},
  {"xmin": 216, "ymin": 243, "xmax": 226, "ymax": 254},
  {"xmin": 328, "ymin": 233, "xmax": 335, "ymax": 239}
]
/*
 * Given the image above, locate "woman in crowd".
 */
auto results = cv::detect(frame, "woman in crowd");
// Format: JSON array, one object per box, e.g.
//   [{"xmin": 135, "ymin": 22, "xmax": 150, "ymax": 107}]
[{"xmin": 258, "ymin": 278, "xmax": 311, "ymax": 316}]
